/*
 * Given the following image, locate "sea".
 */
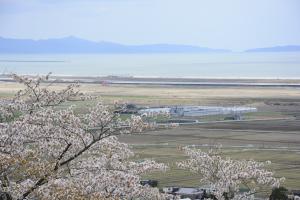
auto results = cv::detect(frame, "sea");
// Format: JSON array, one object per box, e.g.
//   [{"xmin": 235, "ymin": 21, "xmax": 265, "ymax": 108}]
[{"xmin": 0, "ymin": 52, "xmax": 300, "ymax": 79}]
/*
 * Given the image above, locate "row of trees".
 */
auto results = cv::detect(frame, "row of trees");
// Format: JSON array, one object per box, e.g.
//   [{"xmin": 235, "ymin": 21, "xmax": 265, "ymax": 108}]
[{"xmin": 0, "ymin": 74, "xmax": 284, "ymax": 200}]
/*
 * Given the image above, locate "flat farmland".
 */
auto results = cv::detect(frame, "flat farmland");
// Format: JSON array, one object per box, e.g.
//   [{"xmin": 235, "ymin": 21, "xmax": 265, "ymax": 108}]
[
  {"xmin": 1, "ymin": 81, "xmax": 300, "ymax": 189},
  {"xmin": 120, "ymin": 125, "xmax": 300, "ymax": 189}
]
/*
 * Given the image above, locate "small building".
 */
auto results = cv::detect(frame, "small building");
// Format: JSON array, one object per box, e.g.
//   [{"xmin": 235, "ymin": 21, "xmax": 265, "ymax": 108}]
[
  {"xmin": 291, "ymin": 190, "xmax": 300, "ymax": 196},
  {"xmin": 290, "ymin": 190, "xmax": 300, "ymax": 200},
  {"xmin": 162, "ymin": 187, "xmax": 204, "ymax": 200}
]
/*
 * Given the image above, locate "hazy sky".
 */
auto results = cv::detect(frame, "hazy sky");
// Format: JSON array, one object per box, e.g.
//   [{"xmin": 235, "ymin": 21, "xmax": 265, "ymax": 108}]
[{"xmin": 0, "ymin": 0, "xmax": 299, "ymax": 51}]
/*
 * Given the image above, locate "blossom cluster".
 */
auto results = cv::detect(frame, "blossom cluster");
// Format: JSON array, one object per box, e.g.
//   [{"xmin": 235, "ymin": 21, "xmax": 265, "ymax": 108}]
[
  {"xmin": 177, "ymin": 146, "xmax": 285, "ymax": 200},
  {"xmin": 0, "ymin": 74, "xmax": 167, "ymax": 200}
]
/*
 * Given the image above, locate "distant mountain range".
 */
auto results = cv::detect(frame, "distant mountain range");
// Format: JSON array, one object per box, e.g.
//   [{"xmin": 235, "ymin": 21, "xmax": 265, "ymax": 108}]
[
  {"xmin": 245, "ymin": 45, "xmax": 300, "ymax": 53},
  {"xmin": 0, "ymin": 36, "xmax": 229, "ymax": 54},
  {"xmin": 1, "ymin": 36, "xmax": 300, "ymax": 53}
]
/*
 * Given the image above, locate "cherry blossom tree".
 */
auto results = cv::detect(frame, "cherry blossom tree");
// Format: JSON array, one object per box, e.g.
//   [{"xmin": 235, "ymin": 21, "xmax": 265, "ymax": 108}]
[
  {"xmin": 0, "ymin": 74, "xmax": 167, "ymax": 200},
  {"xmin": 177, "ymin": 146, "xmax": 285, "ymax": 200}
]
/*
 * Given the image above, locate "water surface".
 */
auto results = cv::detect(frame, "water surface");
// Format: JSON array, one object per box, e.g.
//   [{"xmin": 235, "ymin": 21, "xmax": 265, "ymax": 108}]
[{"xmin": 0, "ymin": 52, "xmax": 299, "ymax": 78}]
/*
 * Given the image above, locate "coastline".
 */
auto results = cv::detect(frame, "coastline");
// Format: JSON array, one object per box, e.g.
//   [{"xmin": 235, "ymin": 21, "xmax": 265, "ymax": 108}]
[{"xmin": 1, "ymin": 74, "xmax": 300, "ymax": 87}]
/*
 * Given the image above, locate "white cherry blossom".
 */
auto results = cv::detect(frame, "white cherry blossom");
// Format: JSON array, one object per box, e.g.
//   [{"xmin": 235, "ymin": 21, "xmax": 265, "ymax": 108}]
[
  {"xmin": 177, "ymin": 146, "xmax": 285, "ymax": 200},
  {"xmin": 0, "ymin": 74, "xmax": 167, "ymax": 200}
]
